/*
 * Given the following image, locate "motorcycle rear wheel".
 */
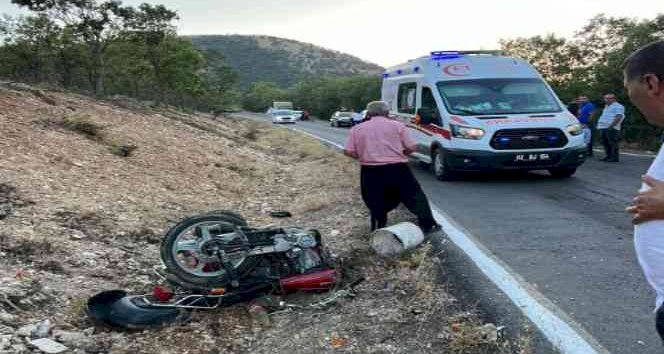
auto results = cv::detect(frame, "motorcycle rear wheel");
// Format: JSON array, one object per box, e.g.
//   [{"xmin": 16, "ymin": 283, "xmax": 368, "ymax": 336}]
[
  {"xmin": 160, "ymin": 214, "xmax": 259, "ymax": 289},
  {"xmin": 203, "ymin": 210, "xmax": 247, "ymax": 226}
]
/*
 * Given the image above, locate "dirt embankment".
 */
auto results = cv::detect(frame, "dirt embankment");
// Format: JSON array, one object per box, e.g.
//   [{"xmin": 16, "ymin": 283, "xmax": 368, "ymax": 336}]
[{"xmin": 0, "ymin": 84, "xmax": 530, "ymax": 354}]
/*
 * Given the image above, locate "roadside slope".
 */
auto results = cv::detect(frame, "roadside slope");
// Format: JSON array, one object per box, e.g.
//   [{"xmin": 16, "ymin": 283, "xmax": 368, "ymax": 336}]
[{"xmin": 0, "ymin": 84, "xmax": 527, "ymax": 353}]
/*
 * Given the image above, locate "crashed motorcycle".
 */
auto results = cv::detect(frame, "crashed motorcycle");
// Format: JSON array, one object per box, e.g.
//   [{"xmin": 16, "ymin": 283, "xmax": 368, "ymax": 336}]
[{"xmin": 88, "ymin": 211, "xmax": 339, "ymax": 328}]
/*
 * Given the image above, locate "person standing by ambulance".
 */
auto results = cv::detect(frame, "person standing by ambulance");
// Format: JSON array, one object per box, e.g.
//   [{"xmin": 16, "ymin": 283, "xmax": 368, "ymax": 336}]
[
  {"xmin": 344, "ymin": 101, "xmax": 439, "ymax": 233},
  {"xmin": 576, "ymin": 96, "xmax": 596, "ymax": 156},
  {"xmin": 597, "ymin": 93, "xmax": 625, "ymax": 162},
  {"xmin": 623, "ymin": 39, "xmax": 664, "ymax": 343}
]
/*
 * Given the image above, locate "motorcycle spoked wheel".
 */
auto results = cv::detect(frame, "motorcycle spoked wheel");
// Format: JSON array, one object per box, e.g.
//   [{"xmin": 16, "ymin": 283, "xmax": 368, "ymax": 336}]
[
  {"xmin": 160, "ymin": 214, "xmax": 259, "ymax": 290},
  {"xmin": 203, "ymin": 210, "xmax": 247, "ymax": 227}
]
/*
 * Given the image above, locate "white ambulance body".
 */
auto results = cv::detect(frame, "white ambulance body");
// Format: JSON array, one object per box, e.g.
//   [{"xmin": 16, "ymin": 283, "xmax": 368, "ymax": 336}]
[{"xmin": 382, "ymin": 51, "xmax": 587, "ymax": 179}]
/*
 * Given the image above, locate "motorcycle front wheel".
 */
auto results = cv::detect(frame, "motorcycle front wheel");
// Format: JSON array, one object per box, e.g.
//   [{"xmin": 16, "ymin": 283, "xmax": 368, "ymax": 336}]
[{"xmin": 160, "ymin": 214, "xmax": 259, "ymax": 289}]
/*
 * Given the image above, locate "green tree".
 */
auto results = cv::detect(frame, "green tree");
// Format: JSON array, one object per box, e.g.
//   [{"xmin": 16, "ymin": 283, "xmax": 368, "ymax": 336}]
[
  {"xmin": 242, "ymin": 82, "xmax": 288, "ymax": 112},
  {"xmin": 500, "ymin": 13, "xmax": 664, "ymax": 148},
  {"xmin": 123, "ymin": 3, "xmax": 178, "ymax": 104},
  {"xmin": 10, "ymin": 0, "xmax": 176, "ymax": 96}
]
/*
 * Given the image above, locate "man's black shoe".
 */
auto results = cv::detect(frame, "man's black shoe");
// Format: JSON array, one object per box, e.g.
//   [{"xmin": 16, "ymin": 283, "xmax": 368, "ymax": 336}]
[
  {"xmin": 656, "ymin": 305, "xmax": 664, "ymax": 344},
  {"xmin": 423, "ymin": 224, "xmax": 442, "ymax": 233},
  {"xmin": 422, "ymin": 224, "xmax": 443, "ymax": 243}
]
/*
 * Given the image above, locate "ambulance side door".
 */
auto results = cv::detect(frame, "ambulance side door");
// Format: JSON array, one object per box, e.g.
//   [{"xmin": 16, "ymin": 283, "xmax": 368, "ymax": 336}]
[
  {"xmin": 416, "ymin": 86, "xmax": 440, "ymax": 157},
  {"xmin": 396, "ymin": 82, "xmax": 427, "ymax": 162}
]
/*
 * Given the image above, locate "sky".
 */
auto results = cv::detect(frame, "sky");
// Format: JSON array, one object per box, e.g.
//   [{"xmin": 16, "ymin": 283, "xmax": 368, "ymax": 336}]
[{"xmin": 1, "ymin": 0, "xmax": 663, "ymax": 67}]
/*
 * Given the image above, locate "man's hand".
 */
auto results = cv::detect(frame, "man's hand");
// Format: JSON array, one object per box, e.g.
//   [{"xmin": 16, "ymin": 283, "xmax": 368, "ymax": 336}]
[
  {"xmin": 609, "ymin": 114, "xmax": 623, "ymax": 129},
  {"xmin": 344, "ymin": 149, "xmax": 357, "ymax": 159},
  {"xmin": 627, "ymin": 175, "xmax": 664, "ymax": 224}
]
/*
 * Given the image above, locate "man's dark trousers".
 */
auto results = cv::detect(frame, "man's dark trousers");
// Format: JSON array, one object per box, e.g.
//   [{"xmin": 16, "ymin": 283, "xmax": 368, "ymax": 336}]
[
  {"xmin": 600, "ymin": 128, "xmax": 620, "ymax": 161},
  {"xmin": 360, "ymin": 163, "xmax": 437, "ymax": 231}
]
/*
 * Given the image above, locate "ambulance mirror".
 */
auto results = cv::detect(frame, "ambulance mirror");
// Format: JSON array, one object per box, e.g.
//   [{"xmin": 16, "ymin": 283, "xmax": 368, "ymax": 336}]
[{"xmin": 416, "ymin": 107, "xmax": 439, "ymax": 125}]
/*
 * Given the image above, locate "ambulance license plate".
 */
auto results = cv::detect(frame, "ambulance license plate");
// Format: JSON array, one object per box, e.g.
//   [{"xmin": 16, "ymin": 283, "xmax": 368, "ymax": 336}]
[{"xmin": 513, "ymin": 153, "xmax": 552, "ymax": 162}]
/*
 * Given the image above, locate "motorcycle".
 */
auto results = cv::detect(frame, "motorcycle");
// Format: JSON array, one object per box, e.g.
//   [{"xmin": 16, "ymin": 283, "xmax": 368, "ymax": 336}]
[
  {"xmin": 87, "ymin": 211, "xmax": 340, "ymax": 329},
  {"xmin": 159, "ymin": 210, "xmax": 336, "ymax": 293}
]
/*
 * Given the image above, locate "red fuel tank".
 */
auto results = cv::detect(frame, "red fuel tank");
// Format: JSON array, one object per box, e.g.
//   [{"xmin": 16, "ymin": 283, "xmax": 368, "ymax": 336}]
[{"xmin": 279, "ymin": 269, "xmax": 337, "ymax": 293}]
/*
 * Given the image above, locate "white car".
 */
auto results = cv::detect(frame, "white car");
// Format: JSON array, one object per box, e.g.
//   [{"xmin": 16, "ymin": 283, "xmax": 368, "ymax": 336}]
[
  {"xmin": 271, "ymin": 110, "xmax": 298, "ymax": 124},
  {"xmin": 330, "ymin": 111, "xmax": 354, "ymax": 127},
  {"xmin": 352, "ymin": 110, "xmax": 367, "ymax": 125}
]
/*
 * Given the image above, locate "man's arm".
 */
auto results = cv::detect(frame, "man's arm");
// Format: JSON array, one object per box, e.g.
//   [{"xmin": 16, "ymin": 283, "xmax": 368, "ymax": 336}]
[
  {"xmin": 344, "ymin": 129, "xmax": 358, "ymax": 159},
  {"xmin": 626, "ymin": 175, "xmax": 664, "ymax": 224},
  {"xmin": 609, "ymin": 114, "xmax": 623, "ymax": 129},
  {"xmin": 399, "ymin": 124, "xmax": 416, "ymax": 155},
  {"xmin": 344, "ymin": 150, "xmax": 358, "ymax": 159}
]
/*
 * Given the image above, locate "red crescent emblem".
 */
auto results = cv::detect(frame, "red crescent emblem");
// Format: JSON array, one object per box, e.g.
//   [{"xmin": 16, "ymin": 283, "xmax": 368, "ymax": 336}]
[{"xmin": 443, "ymin": 64, "xmax": 471, "ymax": 76}]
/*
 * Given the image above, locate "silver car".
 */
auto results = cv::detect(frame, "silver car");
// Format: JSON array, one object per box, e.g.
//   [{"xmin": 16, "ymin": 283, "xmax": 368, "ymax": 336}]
[
  {"xmin": 271, "ymin": 110, "xmax": 298, "ymax": 124},
  {"xmin": 330, "ymin": 111, "xmax": 354, "ymax": 127}
]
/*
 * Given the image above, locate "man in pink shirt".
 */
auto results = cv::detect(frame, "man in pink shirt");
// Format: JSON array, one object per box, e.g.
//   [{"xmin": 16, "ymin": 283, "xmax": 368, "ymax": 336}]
[{"xmin": 344, "ymin": 101, "xmax": 439, "ymax": 232}]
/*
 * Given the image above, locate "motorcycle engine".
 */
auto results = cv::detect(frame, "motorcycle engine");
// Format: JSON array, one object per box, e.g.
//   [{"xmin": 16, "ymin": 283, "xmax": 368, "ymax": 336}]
[{"xmin": 282, "ymin": 228, "xmax": 325, "ymax": 273}]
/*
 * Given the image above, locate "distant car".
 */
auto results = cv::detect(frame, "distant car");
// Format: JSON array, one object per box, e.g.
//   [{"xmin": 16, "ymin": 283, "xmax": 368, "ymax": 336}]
[
  {"xmin": 271, "ymin": 109, "xmax": 298, "ymax": 124},
  {"xmin": 292, "ymin": 110, "xmax": 304, "ymax": 120},
  {"xmin": 352, "ymin": 110, "xmax": 366, "ymax": 126},
  {"xmin": 330, "ymin": 111, "xmax": 354, "ymax": 127}
]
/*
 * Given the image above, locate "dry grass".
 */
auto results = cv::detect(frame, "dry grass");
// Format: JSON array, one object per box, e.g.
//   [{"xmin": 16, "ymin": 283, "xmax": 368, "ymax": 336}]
[
  {"xmin": 107, "ymin": 140, "xmax": 138, "ymax": 157},
  {"xmin": 64, "ymin": 296, "xmax": 89, "ymax": 326},
  {"xmin": 296, "ymin": 192, "xmax": 335, "ymax": 213},
  {"xmin": 258, "ymin": 126, "xmax": 337, "ymax": 161},
  {"xmin": 61, "ymin": 113, "xmax": 104, "ymax": 139},
  {"xmin": 243, "ymin": 124, "xmax": 261, "ymax": 141},
  {"xmin": 0, "ymin": 235, "xmax": 58, "ymax": 262}
]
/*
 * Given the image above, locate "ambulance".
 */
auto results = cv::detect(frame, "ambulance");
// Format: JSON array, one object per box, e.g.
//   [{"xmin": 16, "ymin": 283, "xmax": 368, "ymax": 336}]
[{"xmin": 382, "ymin": 51, "xmax": 587, "ymax": 180}]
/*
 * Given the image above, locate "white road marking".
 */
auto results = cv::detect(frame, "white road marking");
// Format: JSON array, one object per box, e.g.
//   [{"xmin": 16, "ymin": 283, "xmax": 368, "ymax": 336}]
[
  {"xmin": 592, "ymin": 148, "xmax": 656, "ymax": 158},
  {"xmin": 431, "ymin": 207, "xmax": 610, "ymax": 354}
]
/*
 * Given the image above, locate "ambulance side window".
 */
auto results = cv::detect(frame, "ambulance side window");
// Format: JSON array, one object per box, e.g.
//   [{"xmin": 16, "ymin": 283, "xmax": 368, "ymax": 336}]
[
  {"xmin": 397, "ymin": 82, "xmax": 417, "ymax": 114},
  {"xmin": 421, "ymin": 87, "xmax": 441, "ymax": 124}
]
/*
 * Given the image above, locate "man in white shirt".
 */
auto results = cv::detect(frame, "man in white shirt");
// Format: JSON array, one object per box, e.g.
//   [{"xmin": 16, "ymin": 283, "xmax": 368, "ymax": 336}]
[
  {"xmin": 623, "ymin": 39, "xmax": 664, "ymax": 343},
  {"xmin": 597, "ymin": 93, "xmax": 625, "ymax": 162}
]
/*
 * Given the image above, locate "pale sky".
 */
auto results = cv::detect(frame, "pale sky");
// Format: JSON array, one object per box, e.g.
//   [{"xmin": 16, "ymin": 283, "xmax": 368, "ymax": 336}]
[{"xmin": 2, "ymin": 0, "xmax": 663, "ymax": 67}]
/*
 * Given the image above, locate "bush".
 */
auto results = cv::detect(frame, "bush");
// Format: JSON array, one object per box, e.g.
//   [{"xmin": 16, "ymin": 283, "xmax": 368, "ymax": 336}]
[
  {"xmin": 62, "ymin": 114, "xmax": 104, "ymax": 139},
  {"xmin": 109, "ymin": 143, "xmax": 138, "ymax": 157}
]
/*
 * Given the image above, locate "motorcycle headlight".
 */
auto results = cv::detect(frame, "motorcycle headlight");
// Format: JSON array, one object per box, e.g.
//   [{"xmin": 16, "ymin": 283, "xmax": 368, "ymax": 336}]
[
  {"xmin": 450, "ymin": 124, "xmax": 485, "ymax": 140},
  {"xmin": 566, "ymin": 123, "xmax": 583, "ymax": 136}
]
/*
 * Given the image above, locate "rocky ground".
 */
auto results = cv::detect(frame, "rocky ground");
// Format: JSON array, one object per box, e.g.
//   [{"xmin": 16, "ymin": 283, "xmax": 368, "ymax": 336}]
[{"xmin": 0, "ymin": 83, "xmax": 531, "ymax": 353}]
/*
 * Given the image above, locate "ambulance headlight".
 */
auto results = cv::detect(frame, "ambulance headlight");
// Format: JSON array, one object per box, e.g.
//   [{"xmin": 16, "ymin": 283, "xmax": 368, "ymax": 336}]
[
  {"xmin": 450, "ymin": 124, "xmax": 485, "ymax": 140},
  {"xmin": 566, "ymin": 123, "xmax": 583, "ymax": 136}
]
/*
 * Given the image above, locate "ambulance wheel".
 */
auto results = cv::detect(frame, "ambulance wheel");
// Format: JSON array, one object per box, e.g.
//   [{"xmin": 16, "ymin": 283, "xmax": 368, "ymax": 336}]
[
  {"xmin": 548, "ymin": 167, "xmax": 577, "ymax": 178},
  {"xmin": 432, "ymin": 149, "xmax": 455, "ymax": 181}
]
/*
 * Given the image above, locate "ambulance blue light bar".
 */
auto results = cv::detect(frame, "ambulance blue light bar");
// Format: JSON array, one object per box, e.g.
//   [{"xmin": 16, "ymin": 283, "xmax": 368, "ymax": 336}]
[{"xmin": 431, "ymin": 51, "xmax": 462, "ymax": 60}]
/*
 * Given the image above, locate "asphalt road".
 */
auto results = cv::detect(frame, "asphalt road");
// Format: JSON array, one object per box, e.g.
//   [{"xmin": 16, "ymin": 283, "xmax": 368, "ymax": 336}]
[{"xmin": 238, "ymin": 113, "xmax": 659, "ymax": 354}]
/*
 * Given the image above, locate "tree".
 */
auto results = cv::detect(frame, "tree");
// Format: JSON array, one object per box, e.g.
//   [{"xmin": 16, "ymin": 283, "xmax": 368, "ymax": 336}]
[
  {"xmin": 11, "ymin": 0, "xmax": 132, "ymax": 94},
  {"xmin": 242, "ymin": 82, "xmax": 288, "ymax": 112},
  {"xmin": 199, "ymin": 49, "xmax": 240, "ymax": 112},
  {"xmin": 0, "ymin": 14, "xmax": 62, "ymax": 83},
  {"xmin": 288, "ymin": 75, "xmax": 380, "ymax": 119},
  {"xmin": 122, "ymin": 3, "xmax": 178, "ymax": 103},
  {"xmin": 500, "ymin": 14, "xmax": 664, "ymax": 148}
]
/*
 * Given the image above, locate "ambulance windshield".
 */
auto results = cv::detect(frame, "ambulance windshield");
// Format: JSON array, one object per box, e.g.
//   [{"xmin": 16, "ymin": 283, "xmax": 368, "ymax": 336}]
[{"xmin": 436, "ymin": 78, "xmax": 562, "ymax": 116}]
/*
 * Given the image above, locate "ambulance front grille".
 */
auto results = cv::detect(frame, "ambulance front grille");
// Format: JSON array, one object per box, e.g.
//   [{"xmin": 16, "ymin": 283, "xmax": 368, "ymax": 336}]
[{"xmin": 490, "ymin": 128, "xmax": 567, "ymax": 150}]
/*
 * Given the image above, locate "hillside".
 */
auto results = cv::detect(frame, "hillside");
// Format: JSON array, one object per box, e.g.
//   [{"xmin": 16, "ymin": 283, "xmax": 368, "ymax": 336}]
[
  {"xmin": 0, "ymin": 83, "xmax": 523, "ymax": 354},
  {"xmin": 189, "ymin": 35, "xmax": 384, "ymax": 88}
]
